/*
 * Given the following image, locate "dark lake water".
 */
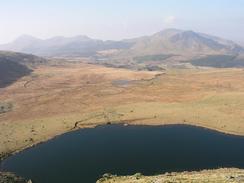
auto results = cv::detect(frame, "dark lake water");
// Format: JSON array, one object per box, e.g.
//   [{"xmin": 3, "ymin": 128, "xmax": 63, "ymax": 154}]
[{"xmin": 1, "ymin": 124, "xmax": 244, "ymax": 183}]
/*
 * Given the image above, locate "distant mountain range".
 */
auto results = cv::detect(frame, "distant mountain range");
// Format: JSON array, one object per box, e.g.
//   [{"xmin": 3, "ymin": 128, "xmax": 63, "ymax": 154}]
[
  {"xmin": 1, "ymin": 29, "xmax": 244, "ymax": 70},
  {"xmin": 0, "ymin": 29, "xmax": 243, "ymax": 58}
]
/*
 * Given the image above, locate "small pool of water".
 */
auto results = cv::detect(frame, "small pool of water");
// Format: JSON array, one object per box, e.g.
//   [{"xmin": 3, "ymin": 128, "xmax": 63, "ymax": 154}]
[
  {"xmin": 112, "ymin": 80, "xmax": 131, "ymax": 87},
  {"xmin": 1, "ymin": 124, "xmax": 244, "ymax": 183}
]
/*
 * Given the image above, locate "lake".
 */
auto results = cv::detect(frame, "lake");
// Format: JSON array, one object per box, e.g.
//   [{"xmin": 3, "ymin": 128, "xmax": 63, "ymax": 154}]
[{"xmin": 1, "ymin": 124, "xmax": 244, "ymax": 183}]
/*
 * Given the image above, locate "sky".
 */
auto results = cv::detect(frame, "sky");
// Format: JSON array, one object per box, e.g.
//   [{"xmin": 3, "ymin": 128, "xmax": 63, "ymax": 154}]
[{"xmin": 0, "ymin": 0, "xmax": 244, "ymax": 44}]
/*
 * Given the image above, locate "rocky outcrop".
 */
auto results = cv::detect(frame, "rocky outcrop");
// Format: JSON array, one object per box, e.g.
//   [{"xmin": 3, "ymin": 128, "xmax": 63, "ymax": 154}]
[
  {"xmin": 97, "ymin": 168, "xmax": 244, "ymax": 183},
  {"xmin": 0, "ymin": 172, "xmax": 30, "ymax": 183}
]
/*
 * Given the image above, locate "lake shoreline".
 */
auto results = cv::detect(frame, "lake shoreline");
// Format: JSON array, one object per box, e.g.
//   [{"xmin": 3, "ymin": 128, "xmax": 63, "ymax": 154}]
[
  {"xmin": 1, "ymin": 121, "xmax": 244, "ymax": 163},
  {"xmin": 1, "ymin": 121, "xmax": 244, "ymax": 164}
]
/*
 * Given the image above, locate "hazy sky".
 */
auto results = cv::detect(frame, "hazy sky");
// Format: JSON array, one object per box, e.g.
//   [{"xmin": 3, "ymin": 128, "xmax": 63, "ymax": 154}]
[{"xmin": 1, "ymin": 0, "xmax": 244, "ymax": 44}]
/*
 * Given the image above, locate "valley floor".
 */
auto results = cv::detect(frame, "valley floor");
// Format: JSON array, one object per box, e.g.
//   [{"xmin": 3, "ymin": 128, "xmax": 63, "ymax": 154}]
[{"xmin": 1, "ymin": 62, "xmax": 244, "ymax": 158}]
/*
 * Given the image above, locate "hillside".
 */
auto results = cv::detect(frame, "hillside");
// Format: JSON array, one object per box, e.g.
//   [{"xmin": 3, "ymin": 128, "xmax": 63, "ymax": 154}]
[
  {"xmin": 0, "ymin": 51, "xmax": 46, "ymax": 88},
  {"xmin": 121, "ymin": 29, "xmax": 243, "ymax": 55}
]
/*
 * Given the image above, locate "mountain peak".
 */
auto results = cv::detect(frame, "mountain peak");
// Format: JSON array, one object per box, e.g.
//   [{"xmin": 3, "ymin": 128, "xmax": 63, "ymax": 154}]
[{"xmin": 154, "ymin": 28, "xmax": 183, "ymax": 36}]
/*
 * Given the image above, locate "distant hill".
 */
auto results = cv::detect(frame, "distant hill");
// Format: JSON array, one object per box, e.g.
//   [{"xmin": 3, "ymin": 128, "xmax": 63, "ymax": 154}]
[
  {"xmin": 0, "ymin": 35, "xmax": 132, "ymax": 57},
  {"xmin": 0, "ymin": 51, "xmax": 46, "ymax": 88}
]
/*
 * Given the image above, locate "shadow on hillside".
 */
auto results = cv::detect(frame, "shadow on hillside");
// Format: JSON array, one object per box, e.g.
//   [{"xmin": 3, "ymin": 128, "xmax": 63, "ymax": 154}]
[{"xmin": 0, "ymin": 59, "xmax": 32, "ymax": 88}]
